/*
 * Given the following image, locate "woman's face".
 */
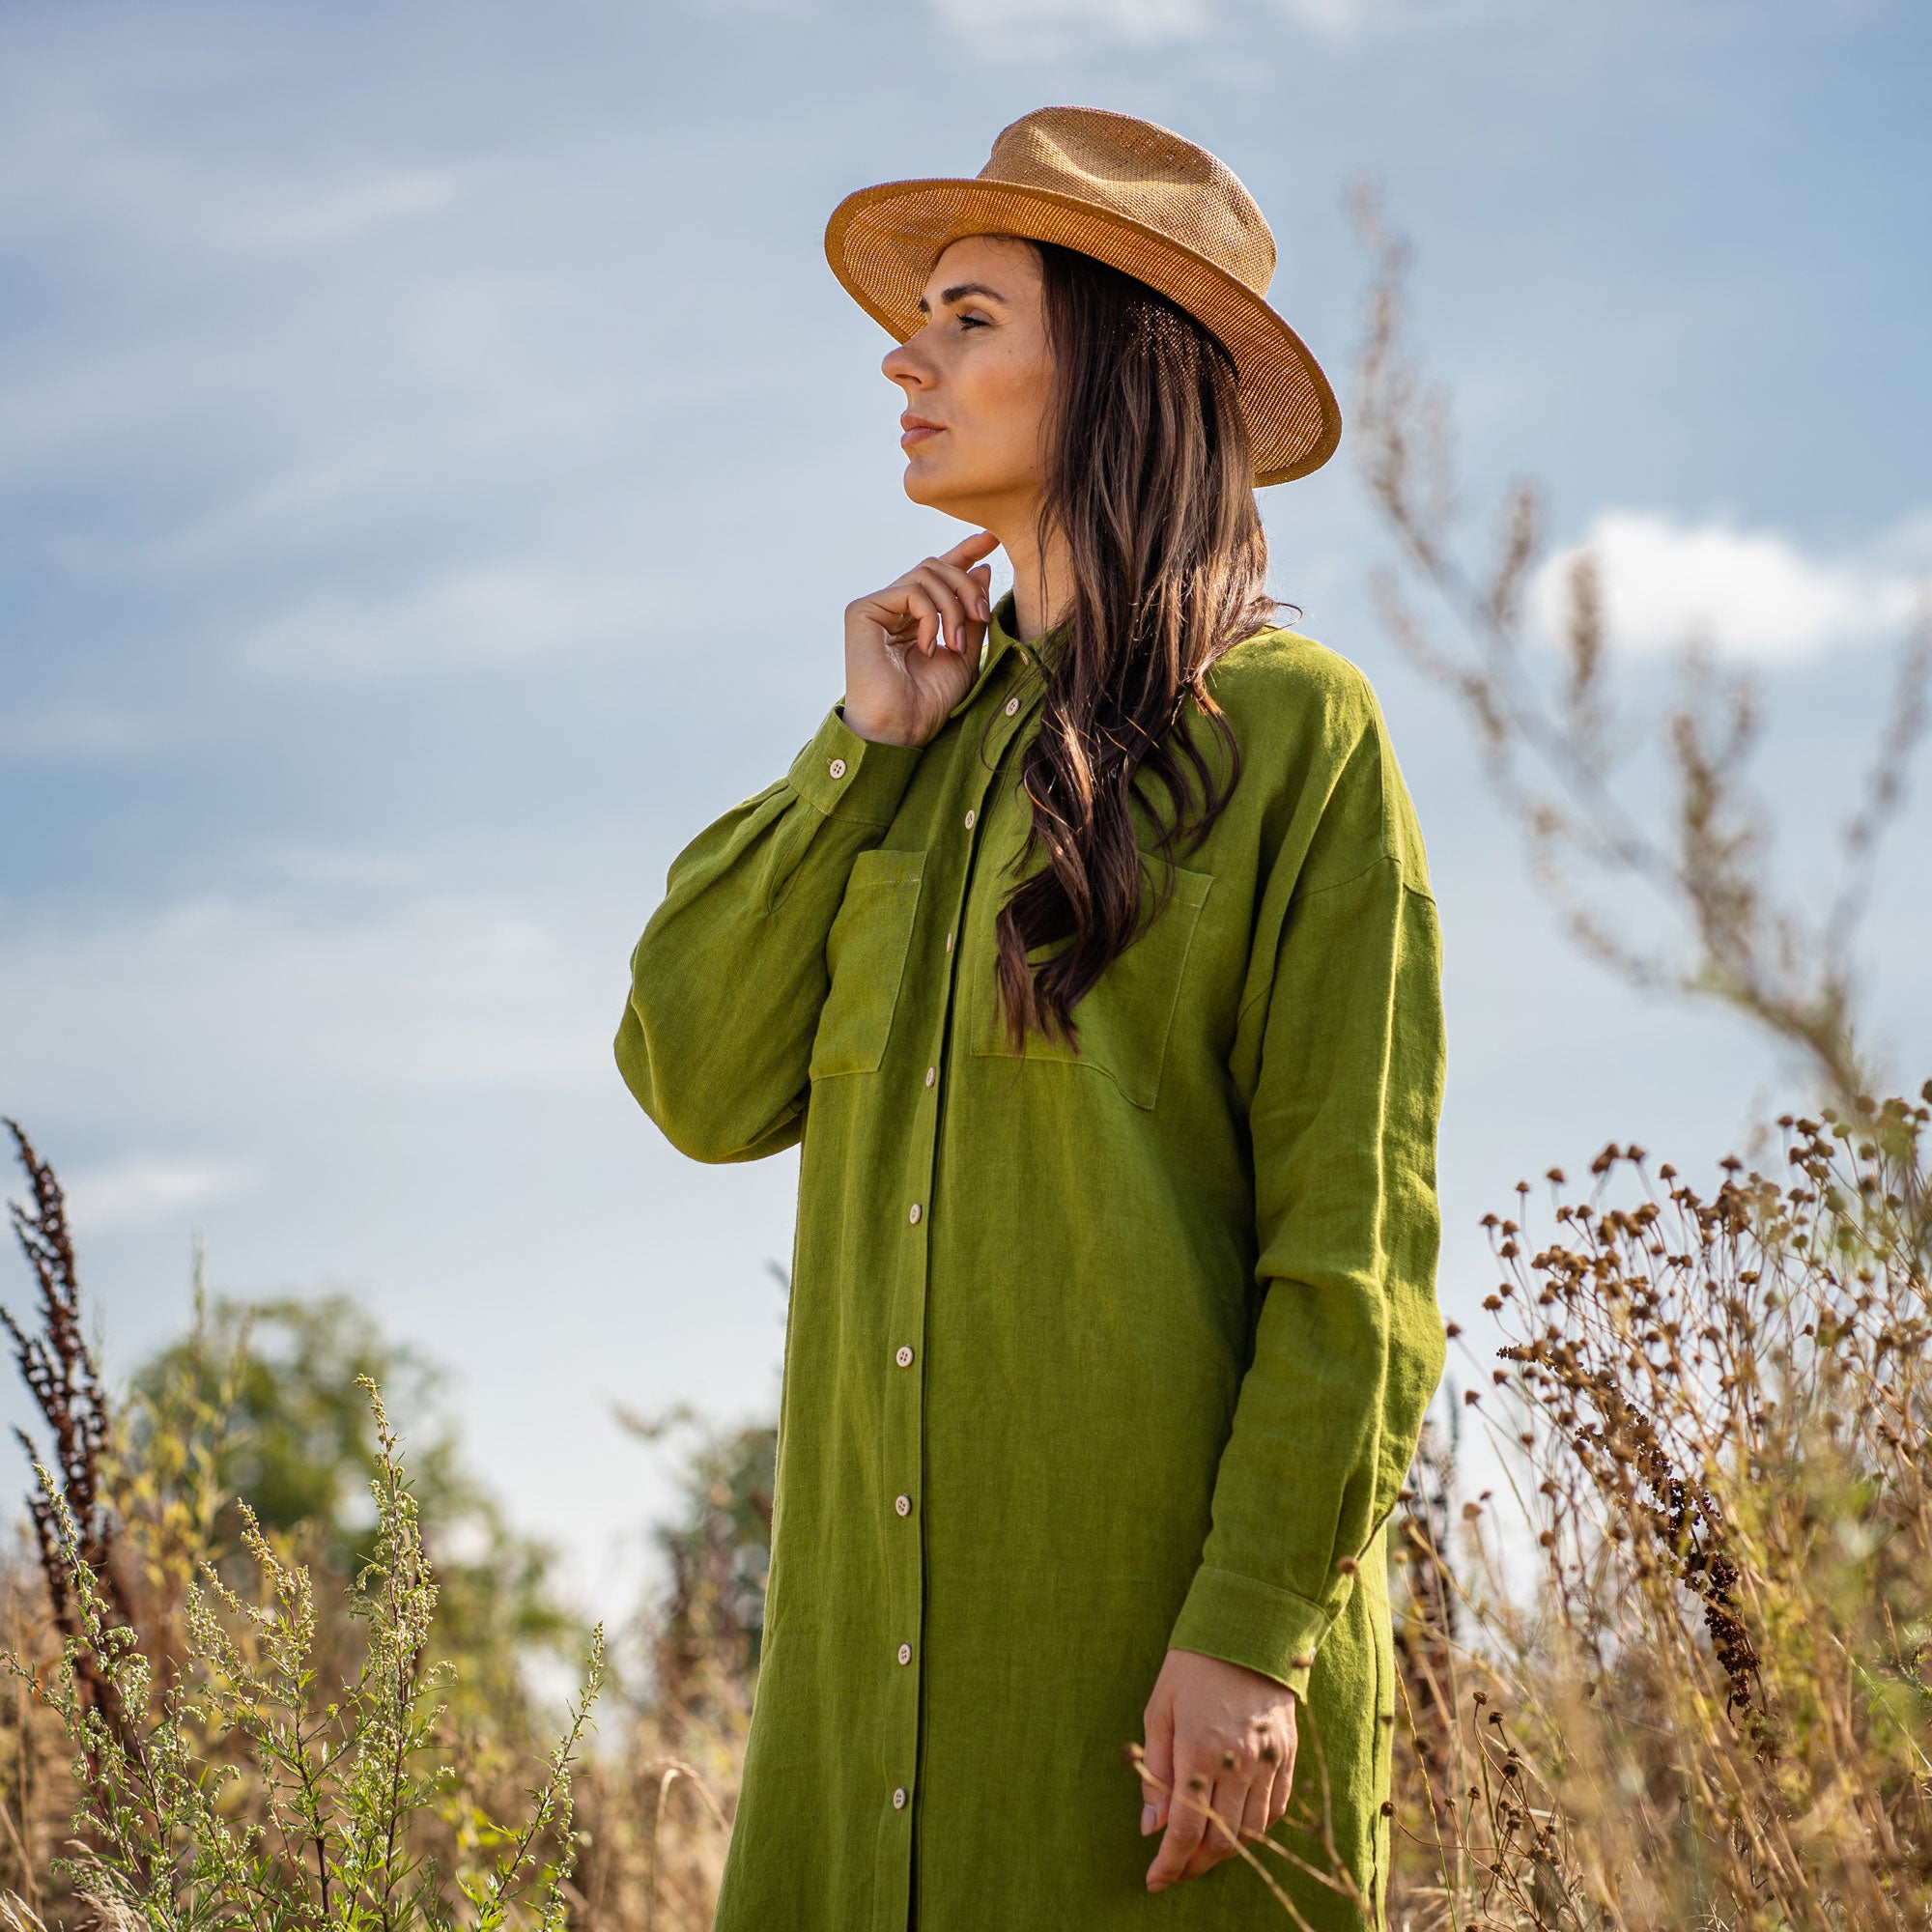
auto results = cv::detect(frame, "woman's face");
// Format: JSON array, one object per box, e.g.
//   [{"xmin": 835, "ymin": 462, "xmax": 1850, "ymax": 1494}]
[{"xmin": 882, "ymin": 234, "xmax": 1055, "ymax": 530}]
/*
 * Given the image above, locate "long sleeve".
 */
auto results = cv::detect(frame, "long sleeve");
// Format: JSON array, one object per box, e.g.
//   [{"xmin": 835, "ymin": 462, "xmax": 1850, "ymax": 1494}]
[
  {"xmin": 1168, "ymin": 719, "xmax": 1447, "ymax": 1702},
  {"xmin": 615, "ymin": 701, "xmax": 923, "ymax": 1164}
]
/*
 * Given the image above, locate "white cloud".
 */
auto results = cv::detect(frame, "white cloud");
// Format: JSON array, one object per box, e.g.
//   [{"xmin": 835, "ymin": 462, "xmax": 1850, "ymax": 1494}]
[
  {"xmin": 0, "ymin": 101, "xmax": 471, "ymax": 258},
  {"xmin": 1277, "ymin": 0, "xmax": 1367, "ymax": 31},
  {"xmin": 930, "ymin": 0, "xmax": 1369, "ymax": 52},
  {"xmin": 932, "ymin": 0, "xmax": 1212, "ymax": 57},
  {"xmin": 0, "ymin": 886, "xmax": 619, "ymax": 1110},
  {"xmin": 0, "ymin": 701, "xmax": 160, "ymax": 757},
  {"xmin": 62, "ymin": 1154, "xmax": 256, "ymax": 1232},
  {"xmin": 237, "ymin": 563, "xmax": 663, "ymax": 678},
  {"xmin": 1530, "ymin": 508, "xmax": 1932, "ymax": 664},
  {"xmin": 222, "ymin": 170, "xmax": 470, "ymax": 252},
  {"xmin": 128, "ymin": 449, "xmax": 416, "ymax": 573}
]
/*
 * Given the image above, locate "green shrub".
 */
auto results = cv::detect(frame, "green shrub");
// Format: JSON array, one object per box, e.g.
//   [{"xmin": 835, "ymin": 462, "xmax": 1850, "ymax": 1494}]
[{"xmin": 10, "ymin": 1379, "xmax": 601, "ymax": 1932}]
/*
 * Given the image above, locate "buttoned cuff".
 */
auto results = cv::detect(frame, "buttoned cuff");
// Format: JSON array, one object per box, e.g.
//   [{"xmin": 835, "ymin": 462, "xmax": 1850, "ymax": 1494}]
[
  {"xmin": 1168, "ymin": 1564, "xmax": 1350, "ymax": 1702},
  {"xmin": 787, "ymin": 703, "xmax": 924, "ymax": 824}
]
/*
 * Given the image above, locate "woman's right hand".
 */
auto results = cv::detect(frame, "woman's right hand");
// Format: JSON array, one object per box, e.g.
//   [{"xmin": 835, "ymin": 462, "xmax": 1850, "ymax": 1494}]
[{"xmin": 841, "ymin": 530, "xmax": 999, "ymax": 748}]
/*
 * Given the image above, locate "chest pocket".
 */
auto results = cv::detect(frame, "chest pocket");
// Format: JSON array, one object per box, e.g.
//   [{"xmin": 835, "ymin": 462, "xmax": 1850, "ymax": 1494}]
[
  {"xmin": 809, "ymin": 846, "xmax": 925, "ymax": 1079},
  {"xmin": 968, "ymin": 863, "xmax": 1213, "ymax": 1110}
]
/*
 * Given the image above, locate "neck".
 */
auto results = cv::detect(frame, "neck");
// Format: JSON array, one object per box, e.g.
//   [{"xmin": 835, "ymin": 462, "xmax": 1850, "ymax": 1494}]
[{"xmin": 993, "ymin": 509, "xmax": 1074, "ymax": 644}]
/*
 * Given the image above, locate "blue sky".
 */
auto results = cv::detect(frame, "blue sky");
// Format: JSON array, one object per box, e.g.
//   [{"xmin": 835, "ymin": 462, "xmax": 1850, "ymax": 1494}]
[{"xmin": 3, "ymin": 0, "xmax": 1928, "ymax": 1612}]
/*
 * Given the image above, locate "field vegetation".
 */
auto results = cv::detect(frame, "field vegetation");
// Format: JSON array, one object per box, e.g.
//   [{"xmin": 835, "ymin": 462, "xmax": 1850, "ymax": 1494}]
[{"xmin": 1, "ymin": 208, "xmax": 1928, "ymax": 1929}]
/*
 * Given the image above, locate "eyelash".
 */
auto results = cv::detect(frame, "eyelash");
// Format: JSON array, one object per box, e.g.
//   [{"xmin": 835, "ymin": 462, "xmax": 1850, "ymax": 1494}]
[{"xmin": 957, "ymin": 312, "xmax": 989, "ymax": 329}]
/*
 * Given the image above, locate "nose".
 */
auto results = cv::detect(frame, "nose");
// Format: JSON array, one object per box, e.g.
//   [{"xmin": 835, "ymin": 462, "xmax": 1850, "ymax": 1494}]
[{"xmin": 882, "ymin": 328, "xmax": 932, "ymax": 393}]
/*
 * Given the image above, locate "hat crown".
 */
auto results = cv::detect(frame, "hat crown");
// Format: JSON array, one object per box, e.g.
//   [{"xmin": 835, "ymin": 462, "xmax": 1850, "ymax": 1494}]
[{"xmin": 977, "ymin": 106, "xmax": 1275, "ymax": 298}]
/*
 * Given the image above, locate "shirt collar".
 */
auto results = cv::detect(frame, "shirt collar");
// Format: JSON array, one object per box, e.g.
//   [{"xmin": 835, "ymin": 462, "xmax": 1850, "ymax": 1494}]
[{"xmin": 949, "ymin": 590, "xmax": 1063, "ymax": 720}]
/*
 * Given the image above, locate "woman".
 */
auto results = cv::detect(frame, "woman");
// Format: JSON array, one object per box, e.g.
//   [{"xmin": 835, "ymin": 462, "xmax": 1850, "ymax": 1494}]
[{"xmin": 616, "ymin": 107, "xmax": 1445, "ymax": 1930}]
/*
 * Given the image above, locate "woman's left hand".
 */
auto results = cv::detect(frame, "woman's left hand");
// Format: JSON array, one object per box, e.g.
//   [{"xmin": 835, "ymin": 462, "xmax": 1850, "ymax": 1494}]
[{"xmin": 1139, "ymin": 1647, "xmax": 1298, "ymax": 1891}]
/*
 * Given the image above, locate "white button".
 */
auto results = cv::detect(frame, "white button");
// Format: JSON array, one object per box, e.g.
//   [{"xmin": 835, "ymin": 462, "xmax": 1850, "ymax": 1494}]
[
  {"xmin": 892, "ymin": 1786, "xmax": 908, "ymax": 1809},
  {"xmin": 895, "ymin": 1492, "xmax": 912, "ymax": 1517},
  {"xmin": 924, "ymin": 1065, "xmax": 935, "ymax": 1087},
  {"xmin": 908, "ymin": 1202, "xmax": 921, "ymax": 1224},
  {"xmin": 1005, "ymin": 696, "xmax": 1020, "ymax": 716},
  {"xmin": 828, "ymin": 756, "xmax": 847, "ymax": 779},
  {"xmin": 964, "ymin": 809, "xmax": 976, "ymax": 829},
  {"xmin": 897, "ymin": 1642, "xmax": 913, "ymax": 1665},
  {"xmin": 895, "ymin": 1345, "xmax": 914, "ymax": 1368},
  {"xmin": 945, "ymin": 931, "xmax": 953, "ymax": 952}
]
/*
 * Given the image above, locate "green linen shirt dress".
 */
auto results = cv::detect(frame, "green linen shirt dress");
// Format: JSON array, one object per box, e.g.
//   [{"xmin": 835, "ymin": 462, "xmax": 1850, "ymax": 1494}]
[{"xmin": 615, "ymin": 594, "xmax": 1446, "ymax": 1931}]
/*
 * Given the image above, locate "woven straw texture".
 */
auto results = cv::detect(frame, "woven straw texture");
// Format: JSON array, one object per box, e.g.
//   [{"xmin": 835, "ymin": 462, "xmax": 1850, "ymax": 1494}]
[{"xmin": 825, "ymin": 106, "xmax": 1341, "ymax": 487}]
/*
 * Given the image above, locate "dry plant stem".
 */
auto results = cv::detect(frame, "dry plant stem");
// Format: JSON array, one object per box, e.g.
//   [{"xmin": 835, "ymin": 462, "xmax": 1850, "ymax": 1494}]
[
  {"xmin": 1349, "ymin": 183, "xmax": 1932, "ymax": 1106},
  {"xmin": 1394, "ymin": 1427, "xmax": 1463, "ymax": 1859},
  {"xmin": 1120, "ymin": 1741, "xmax": 1314, "ymax": 1928},
  {"xmin": 2, "ymin": 1122, "xmax": 140, "ymax": 1764},
  {"xmin": 1411, "ymin": 1093, "xmax": 1932, "ymax": 1929},
  {"xmin": 3, "ymin": 1583, "xmax": 40, "ymax": 1914},
  {"xmin": 640, "ymin": 1757, "xmax": 729, "ymax": 1932}
]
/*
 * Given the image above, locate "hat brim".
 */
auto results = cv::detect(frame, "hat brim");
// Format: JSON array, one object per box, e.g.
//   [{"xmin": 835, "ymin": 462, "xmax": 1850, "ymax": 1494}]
[{"xmin": 825, "ymin": 176, "xmax": 1341, "ymax": 489}]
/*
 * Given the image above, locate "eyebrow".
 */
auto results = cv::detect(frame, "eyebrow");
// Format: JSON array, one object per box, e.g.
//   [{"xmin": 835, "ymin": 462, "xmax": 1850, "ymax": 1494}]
[{"xmin": 915, "ymin": 281, "xmax": 1009, "ymax": 315}]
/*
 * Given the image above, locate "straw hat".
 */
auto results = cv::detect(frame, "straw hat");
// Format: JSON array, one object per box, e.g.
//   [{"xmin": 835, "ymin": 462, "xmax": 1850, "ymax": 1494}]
[{"xmin": 824, "ymin": 105, "xmax": 1341, "ymax": 488}]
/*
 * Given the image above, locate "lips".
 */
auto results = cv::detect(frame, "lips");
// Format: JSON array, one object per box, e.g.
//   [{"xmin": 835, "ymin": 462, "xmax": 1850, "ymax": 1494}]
[{"xmin": 899, "ymin": 413, "xmax": 943, "ymax": 450}]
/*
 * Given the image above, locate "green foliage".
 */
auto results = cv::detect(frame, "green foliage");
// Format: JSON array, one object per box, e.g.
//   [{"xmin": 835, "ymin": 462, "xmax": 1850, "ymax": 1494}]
[
  {"xmin": 9, "ymin": 1380, "xmax": 602, "ymax": 1932},
  {"xmin": 646, "ymin": 1421, "xmax": 774, "ymax": 1711},
  {"xmin": 133, "ymin": 1296, "xmax": 580, "ymax": 1723},
  {"xmin": 614, "ymin": 1291, "xmax": 779, "ymax": 1725},
  {"xmin": 134, "ymin": 1294, "xmax": 426, "ymax": 1554}
]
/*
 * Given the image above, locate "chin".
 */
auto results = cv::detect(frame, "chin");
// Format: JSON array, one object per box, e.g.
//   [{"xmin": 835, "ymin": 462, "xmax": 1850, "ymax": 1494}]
[
  {"xmin": 900, "ymin": 460, "xmax": 945, "ymax": 507},
  {"xmin": 900, "ymin": 463, "xmax": 976, "ymax": 521}
]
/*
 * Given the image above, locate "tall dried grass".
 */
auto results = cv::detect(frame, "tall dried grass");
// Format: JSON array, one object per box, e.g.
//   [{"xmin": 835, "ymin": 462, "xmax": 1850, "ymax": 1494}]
[
  {"xmin": 1354, "ymin": 185, "xmax": 1932, "ymax": 1928},
  {"xmin": 1386, "ymin": 1094, "xmax": 1932, "ymax": 1927}
]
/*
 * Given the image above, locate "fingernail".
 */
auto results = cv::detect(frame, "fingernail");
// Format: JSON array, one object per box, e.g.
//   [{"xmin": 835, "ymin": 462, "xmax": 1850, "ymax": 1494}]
[{"xmin": 1141, "ymin": 1804, "xmax": 1157, "ymax": 1835}]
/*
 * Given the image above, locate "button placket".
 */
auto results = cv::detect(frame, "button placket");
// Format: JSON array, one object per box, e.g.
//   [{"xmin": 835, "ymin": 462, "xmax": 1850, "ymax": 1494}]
[{"xmin": 874, "ymin": 661, "xmax": 1033, "ymax": 1922}]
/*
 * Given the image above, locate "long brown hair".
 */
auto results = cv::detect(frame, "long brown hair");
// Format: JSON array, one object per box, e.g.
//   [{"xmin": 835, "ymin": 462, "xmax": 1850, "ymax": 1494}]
[{"xmin": 992, "ymin": 239, "xmax": 1276, "ymax": 1051}]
